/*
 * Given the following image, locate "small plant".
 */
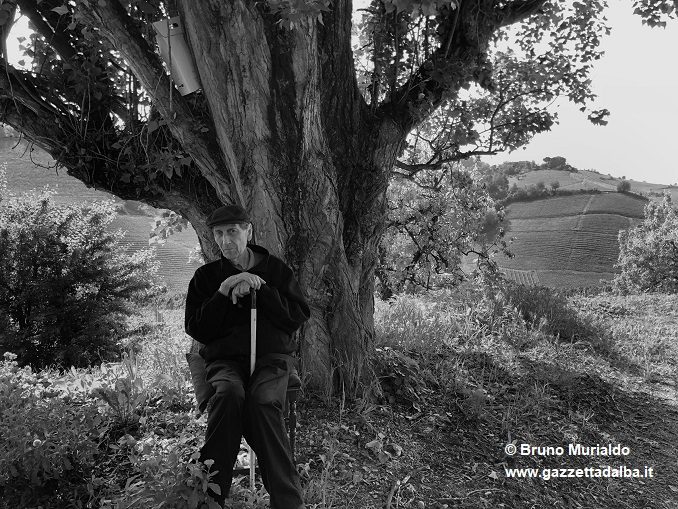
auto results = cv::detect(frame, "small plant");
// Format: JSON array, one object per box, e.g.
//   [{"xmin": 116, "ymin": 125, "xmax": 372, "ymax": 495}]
[
  {"xmin": 301, "ymin": 430, "xmax": 340, "ymax": 509},
  {"xmin": 0, "ymin": 352, "xmax": 105, "ymax": 506},
  {"xmin": 107, "ymin": 448, "xmax": 223, "ymax": 509},
  {"xmin": 92, "ymin": 350, "xmax": 148, "ymax": 431},
  {"xmin": 373, "ymin": 347, "xmax": 436, "ymax": 411}
]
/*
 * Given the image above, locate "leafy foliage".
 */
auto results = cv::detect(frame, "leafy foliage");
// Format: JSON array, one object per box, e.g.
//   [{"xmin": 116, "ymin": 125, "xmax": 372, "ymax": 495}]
[
  {"xmin": 0, "ymin": 347, "xmax": 219, "ymax": 508},
  {"xmin": 632, "ymin": 0, "xmax": 677, "ymax": 28},
  {"xmin": 377, "ymin": 164, "xmax": 509, "ymax": 297},
  {"xmin": 614, "ymin": 196, "xmax": 678, "ymax": 293},
  {"xmin": 0, "ymin": 185, "xmax": 163, "ymax": 368},
  {"xmin": 0, "ymin": 352, "xmax": 104, "ymax": 506}
]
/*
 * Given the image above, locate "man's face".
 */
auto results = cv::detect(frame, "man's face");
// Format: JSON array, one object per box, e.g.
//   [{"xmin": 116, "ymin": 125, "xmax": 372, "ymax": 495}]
[{"xmin": 212, "ymin": 223, "xmax": 252, "ymax": 261}]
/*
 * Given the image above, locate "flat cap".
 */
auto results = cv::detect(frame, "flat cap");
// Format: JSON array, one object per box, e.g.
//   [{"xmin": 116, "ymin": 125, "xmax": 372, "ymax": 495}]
[{"xmin": 206, "ymin": 205, "xmax": 250, "ymax": 227}]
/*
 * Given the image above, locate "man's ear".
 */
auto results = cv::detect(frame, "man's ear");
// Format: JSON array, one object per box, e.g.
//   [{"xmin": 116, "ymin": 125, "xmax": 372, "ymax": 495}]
[{"xmin": 247, "ymin": 223, "xmax": 253, "ymax": 241}]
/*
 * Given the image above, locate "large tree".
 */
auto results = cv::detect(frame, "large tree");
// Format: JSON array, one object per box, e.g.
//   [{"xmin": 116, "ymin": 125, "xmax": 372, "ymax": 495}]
[{"xmin": 0, "ymin": 0, "xmax": 674, "ymax": 391}]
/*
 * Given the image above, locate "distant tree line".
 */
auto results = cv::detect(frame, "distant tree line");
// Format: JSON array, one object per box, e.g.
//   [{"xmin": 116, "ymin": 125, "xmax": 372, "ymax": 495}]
[
  {"xmin": 467, "ymin": 156, "xmax": 643, "ymax": 206},
  {"xmin": 469, "ymin": 156, "xmax": 600, "ymax": 205}
]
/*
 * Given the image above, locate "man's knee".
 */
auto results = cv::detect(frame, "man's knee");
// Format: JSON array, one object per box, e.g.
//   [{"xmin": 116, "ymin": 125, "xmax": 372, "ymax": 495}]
[
  {"xmin": 248, "ymin": 383, "xmax": 285, "ymax": 411},
  {"xmin": 213, "ymin": 380, "xmax": 245, "ymax": 403}
]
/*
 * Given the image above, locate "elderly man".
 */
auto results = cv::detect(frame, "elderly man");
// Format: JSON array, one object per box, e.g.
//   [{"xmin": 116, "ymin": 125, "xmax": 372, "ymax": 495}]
[{"xmin": 185, "ymin": 205, "xmax": 309, "ymax": 509}]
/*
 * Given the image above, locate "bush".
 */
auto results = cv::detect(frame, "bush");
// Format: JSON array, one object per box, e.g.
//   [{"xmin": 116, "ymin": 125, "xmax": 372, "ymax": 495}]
[
  {"xmin": 500, "ymin": 282, "xmax": 595, "ymax": 341},
  {"xmin": 0, "ymin": 188, "xmax": 164, "ymax": 368},
  {"xmin": 373, "ymin": 346, "xmax": 437, "ymax": 410},
  {"xmin": 105, "ymin": 442, "xmax": 222, "ymax": 509},
  {"xmin": 617, "ymin": 179, "xmax": 631, "ymax": 192},
  {"xmin": 614, "ymin": 196, "xmax": 678, "ymax": 293}
]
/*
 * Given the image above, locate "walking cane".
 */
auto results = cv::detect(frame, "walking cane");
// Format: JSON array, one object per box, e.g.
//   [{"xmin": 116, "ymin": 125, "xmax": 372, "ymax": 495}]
[{"xmin": 249, "ymin": 287, "xmax": 257, "ymax": 491}]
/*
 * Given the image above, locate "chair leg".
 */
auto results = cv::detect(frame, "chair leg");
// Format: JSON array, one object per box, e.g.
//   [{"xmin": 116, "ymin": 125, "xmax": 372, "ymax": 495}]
[{"xmin": 288, "ymin": 400, "xmax": 296, "ymax": 460}]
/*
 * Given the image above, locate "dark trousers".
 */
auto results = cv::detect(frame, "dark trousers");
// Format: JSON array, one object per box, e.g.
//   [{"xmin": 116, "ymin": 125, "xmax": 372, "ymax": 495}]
[{"xmin": 200, "ymin": 355, "xmax": 304, "ymax": 509}]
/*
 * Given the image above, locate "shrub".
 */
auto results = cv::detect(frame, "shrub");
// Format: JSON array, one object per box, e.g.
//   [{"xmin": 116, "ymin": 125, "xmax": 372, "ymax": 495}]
[
  {"xmin": 616, "ymin": 179, "xmax": 631, "ymax": 192},
  {"xmin": 0, "ymin": 187, "xmax": 164, "ymax": 368},
  {"xmin": 373, "ymin": 346, "xmax": 437, "ymax": 410},
  {"xmin": 614, "ymin": 196, "xmax": 678, "ymax": 294},
  {"xmin": 500, "ymin": 282, "xmax": 596, "ymax": 341},
  {"xmin": 106, "ymin": 446, "xmax": 222, "ymax": 509}
]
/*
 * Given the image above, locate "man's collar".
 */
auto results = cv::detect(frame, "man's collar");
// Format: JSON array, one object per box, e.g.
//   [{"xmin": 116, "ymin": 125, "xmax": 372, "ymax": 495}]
[{"xmin": 220, "ymin": 243, "xmax": 269, "ymax": 272}]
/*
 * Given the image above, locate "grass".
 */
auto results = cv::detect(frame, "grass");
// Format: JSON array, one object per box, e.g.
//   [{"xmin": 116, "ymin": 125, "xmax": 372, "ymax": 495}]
[{"xmin": 365, "ymin": 289, "xmax": 678, "ymax": 509}]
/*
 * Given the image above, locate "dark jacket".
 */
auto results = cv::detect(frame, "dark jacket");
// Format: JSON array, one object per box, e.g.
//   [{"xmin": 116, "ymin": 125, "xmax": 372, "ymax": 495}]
[{"xmin": 185, "ymin": 244, "xmax": 310, "ymax": 363}]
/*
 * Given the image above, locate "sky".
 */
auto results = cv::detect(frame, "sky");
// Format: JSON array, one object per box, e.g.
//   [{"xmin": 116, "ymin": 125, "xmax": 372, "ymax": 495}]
[
  {"xmin": 5, "ymin": 3, "xmax": 678, "ymax": 186},
  {"xmin": 485, "ymin": 4, "xmax": 678, "ymax": 186}
]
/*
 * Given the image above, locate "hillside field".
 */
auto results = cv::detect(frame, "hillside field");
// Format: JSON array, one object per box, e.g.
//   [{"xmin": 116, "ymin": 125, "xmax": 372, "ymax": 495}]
[
  {"xmin": 498, "ymin": 193, "xmax": 648, "ymax": 289},
  {"xmin": 1, "ymin": 138, "xmax": 201, "ymax": 293}
]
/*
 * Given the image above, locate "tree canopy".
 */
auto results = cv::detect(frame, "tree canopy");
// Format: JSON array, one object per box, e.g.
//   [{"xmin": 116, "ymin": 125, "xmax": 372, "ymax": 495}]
[{"xmin": 0, "ymin": 0, "xmax": 675, "ymax": 389}]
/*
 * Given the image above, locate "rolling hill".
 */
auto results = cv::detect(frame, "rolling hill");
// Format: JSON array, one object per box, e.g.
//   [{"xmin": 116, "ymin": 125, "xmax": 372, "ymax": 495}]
[
  {"xmin": 1, "ymin": 138, "xmax": 201, "ymax": 295},
  {"xmin": 509, "ymin": 167, "xmax": 678, "ymax": 200},
  {"xmin": 497, "ymin": 192, "xmax": 648, "ymax": 289}
]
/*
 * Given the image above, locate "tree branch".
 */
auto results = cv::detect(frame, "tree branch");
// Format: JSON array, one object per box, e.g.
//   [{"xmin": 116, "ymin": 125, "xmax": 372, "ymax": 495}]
[
  {"xmin": 317, "ymin": 0, "xmax": 369, "ymax": 145},
  {"xmin": 494, "ymin": 0, "xmax": 546, "ymax": 27},
  {"xmin": 0, "ymin": 63, "xmax": 64, "ymax": 119},
  {"xmin": 76, "ymin": 0, "xmax": 245, "ymax": 207},
  {"xmin": 0, "ymin": 86, "xmax": 222, "ymax": 232},
  {"xmin": 0, "ymin": 1, "xmax": 18, "ymax": 59},
  {"xmin": 375, "ymin": 0, "xmax": 548, "ymax": 133}
]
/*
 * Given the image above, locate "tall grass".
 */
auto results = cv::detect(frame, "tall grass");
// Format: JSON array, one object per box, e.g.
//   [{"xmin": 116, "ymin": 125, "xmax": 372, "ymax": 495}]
[{"xmin": 374, "ymin": 292, "xmax": 458, "ymax": 353}]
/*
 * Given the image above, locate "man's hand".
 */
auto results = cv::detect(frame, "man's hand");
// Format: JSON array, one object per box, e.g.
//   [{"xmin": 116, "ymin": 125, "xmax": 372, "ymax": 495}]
[
  {"xmin": 230, "ymin": 280, "xmax": 252, "ymax": 304},
  {"xmin": 218, "ymin": 272, "xmax": 265, "ymax": 302}
]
